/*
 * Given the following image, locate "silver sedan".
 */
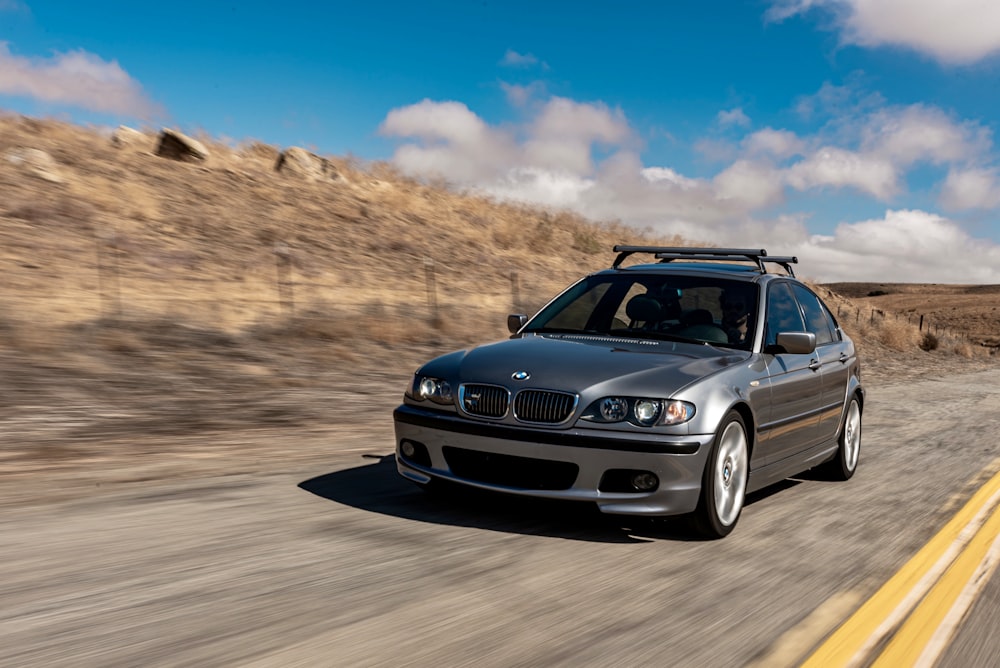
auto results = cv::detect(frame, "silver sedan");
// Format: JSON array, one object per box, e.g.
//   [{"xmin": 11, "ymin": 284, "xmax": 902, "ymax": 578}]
[{"xmin": 394, "ymin": 247, "xmax": 863, "ymax": 538}]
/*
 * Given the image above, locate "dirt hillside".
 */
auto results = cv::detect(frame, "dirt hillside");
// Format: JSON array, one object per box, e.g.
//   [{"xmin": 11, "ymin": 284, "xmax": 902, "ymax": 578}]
[{"xmin": 822, "ymin": 283, "xmax": 1000, "ymax": 348}]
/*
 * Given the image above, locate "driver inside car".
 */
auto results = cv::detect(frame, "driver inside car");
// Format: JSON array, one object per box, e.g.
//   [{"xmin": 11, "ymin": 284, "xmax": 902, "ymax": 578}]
[{"xmin": 720, "ymin": 290, "xmax": 751, "ymax": 345}]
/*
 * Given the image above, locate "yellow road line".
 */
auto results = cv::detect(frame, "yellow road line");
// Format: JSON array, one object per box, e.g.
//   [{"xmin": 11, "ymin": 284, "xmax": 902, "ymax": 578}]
[
  {"xmin": 801, "ymin": 468, "xmax": 1000, "ymax": 667},
  {"xmin": 872, "ymin": 500, "xmax": 1000, "ymax": 667}
]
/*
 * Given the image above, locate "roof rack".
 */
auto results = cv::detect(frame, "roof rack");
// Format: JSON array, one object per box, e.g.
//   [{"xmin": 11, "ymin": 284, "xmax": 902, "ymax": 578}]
[{"xmin": 611, "ymin": 245, "xmax": 798, "ymax": 277}]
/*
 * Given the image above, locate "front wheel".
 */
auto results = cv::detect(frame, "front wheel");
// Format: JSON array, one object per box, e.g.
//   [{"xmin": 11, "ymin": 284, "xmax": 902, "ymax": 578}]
[
  {"xmin": 692, "ymin": 411, "xmax": 749, "ymax": 539},
  {"xmin": 821, "ymin": 396, "xmax": 861, "ymax": 481}
]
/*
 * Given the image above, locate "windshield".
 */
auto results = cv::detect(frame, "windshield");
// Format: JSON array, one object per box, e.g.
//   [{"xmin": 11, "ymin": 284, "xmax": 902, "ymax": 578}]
[{"xmin": 523, "ymin": 273, "xmax": 759, "ymax": 350}]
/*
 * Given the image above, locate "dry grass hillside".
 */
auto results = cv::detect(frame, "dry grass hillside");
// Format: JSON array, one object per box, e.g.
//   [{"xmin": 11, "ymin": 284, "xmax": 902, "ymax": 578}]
[
  {"xmin": 0, "ymin": 114, "xmax": 996, "ymax": 471},
  {"xmin": 823, "ymin": 282, "xmax": 1000, "ymax": 349},
  {"xmin": 1, "ymin": 115, "xmax": 680, "ymax": 339}
]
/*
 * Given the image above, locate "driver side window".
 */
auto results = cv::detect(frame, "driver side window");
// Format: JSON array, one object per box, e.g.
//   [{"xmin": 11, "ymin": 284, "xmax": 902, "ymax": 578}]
[
  {"xmin": 791, "ymin": 284, "xmax": 838, "ymax": 346},
  {"xmin": 765, "ymin": 282, "xmax": 805, "ymax": 348}
]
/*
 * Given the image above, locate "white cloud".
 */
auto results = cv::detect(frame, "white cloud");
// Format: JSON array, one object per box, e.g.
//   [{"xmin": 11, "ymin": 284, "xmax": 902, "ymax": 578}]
[
  {"xmin": 764, "ymin": 0, "xmax": 820, "ymax": 23},
  {"xmin": 717, "ymin": 107, "xmax": 751, "ymax": 128},
  {"xmin": 713, "ymin": 160, "xmax": 786, "ymax": 209},
  {"xmin": 768, "ymin": 0, "xmax": 1000, "ymax": 65},
  {"xmin": 940, "ymin": 167, "xmax": 1000, "ymax": 210},
  {"xmin": 694, "ymin": 138, "xmax": 739, "ymax": 163},
  {"xmin": 0, "ymin": 42, "xmax": 161, "ymax": 118},
  {"xmin": 381, "ymin": 99, "xmax": 487, "ymax": 145},
  {"xmin": 484, "ymin": 167, "xmax": 595, "ymax": 208},
  {"xmin": 793, "ymin": 77, "xmax": 886, "ymax": 122},
  {"xmin": 500, "ymin": 81, "xmax": 545, "ymax": 107},
  {"xmin": 379, "ymin": 99, "xmax": 517, "ymax": 181},
  {"xmin": 523, "ymin": 98, "xmax": 634, "ymax": 175},
  {"xmin": 802, "ymin": 209, "xmax": 1000, "ymax": 282},
  {"xmin": 787, "ymin": 85, "xmax": 995, "ymax": 200},
  {"xmin": 500, "ymin": 49, "xmax": 543, "ymax": 68},
  {"xmin": 743, "ymin": 128, "xmax": 805, "ymax": 159},
  {"xmin": 785, "ymin": 147, "xmax": 898, "ymax": 199},
  {"xmin": 641, "ymin": 167, "xmax": 699, "ymax": 189},
  {"xmin": 530, "ymin": 97, "xmax": 632, "ymax": 145},
  {"xmin": 860, "ymin": 105, "xmax": 991, "ymax": 166}
]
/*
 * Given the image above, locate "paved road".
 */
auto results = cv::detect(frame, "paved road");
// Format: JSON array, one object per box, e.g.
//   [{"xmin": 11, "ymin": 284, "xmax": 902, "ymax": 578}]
[
  {"xmin": 2, "ymin": 368, "xmax": 999, "ymax": 667},
  {"xmin": 941, "ymin": 565, "xmax": 1000, "ymax": 667}
]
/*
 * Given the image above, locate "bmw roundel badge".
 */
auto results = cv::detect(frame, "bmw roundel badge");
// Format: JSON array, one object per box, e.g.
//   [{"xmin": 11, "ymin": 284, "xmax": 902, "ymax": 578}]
[{"xmin": 511, "ymin": 371, "xmax": 531, "ymax": 381}]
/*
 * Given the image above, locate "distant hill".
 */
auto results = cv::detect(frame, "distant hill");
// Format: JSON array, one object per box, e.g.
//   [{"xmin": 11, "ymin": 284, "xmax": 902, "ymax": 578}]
[{"xmin": 822, "ymin": 283, "xmax": 1000, "ymax": 348}]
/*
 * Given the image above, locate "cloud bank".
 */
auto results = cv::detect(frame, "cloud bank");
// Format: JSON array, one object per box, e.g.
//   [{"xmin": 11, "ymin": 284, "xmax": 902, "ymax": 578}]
[
  {"xmin": 380, "ymin": 94, "xmax": 1000, "ymax": 283},
  {"xmin": 0, "ymin": 42, "xmax": 161, "ymax": 118},
  {"xmin": 767, "ymin": 0, "xmax": 1000, "ymax": 65}
]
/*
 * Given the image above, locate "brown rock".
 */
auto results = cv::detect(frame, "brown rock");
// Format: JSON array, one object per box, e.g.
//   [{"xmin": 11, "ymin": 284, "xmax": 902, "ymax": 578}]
[
  {"xmin": 111, "ymin": 125, "xmax": 148, "ymax": 149},
  {"xmin": 4, "ymin": 148, "xmax": 66, "ymax": 183},
  {"xmin": 155, "ymin": 129, "xmax": 209, "ymax": 162},
  {"xmin": 275, "ymin": 147, "xmax": 339, "ymax": 181}
]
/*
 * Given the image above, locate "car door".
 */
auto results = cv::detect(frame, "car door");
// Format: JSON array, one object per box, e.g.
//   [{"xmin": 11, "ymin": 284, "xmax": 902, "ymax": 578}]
[
  {"xmin": 758, "ymin": 281, "xmax": 826, "ymax": 465},
  {"xmin": 791, "ymin": 283, "xmax": 852, "ymax": 442}
]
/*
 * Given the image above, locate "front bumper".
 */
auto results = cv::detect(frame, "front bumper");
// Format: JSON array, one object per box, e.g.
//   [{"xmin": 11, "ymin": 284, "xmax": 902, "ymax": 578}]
[{"xmin": 393, "ymin": 404, "xmax": 714, "ymax": 516}]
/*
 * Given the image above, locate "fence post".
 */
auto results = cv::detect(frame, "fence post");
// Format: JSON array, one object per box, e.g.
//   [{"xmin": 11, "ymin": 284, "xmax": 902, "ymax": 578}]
[
  {"xmin": 96, "ymin": 228, "xmax": 122, "ymax": 319},
  {"xmin": 425, "ymin": 259, "xmax": 439, "ymax": 325},
  {"xmin": 274, "ymin": 242, "xmax": 294, "ymax": 315},
  {"xmin": 510, "ymin": 271, "xmax": 520, "ymax": 313},
  {"xmin": 919, "ymin": 314, "xmax": 924, "ymax": 331}
]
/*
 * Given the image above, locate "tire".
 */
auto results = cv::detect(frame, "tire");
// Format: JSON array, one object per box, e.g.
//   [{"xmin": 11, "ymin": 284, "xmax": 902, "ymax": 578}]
[
  {"xmin": 821, "ymin": 396, "xmax": 861, "ymax": 481},
  {"xmin": 692, "ymin": 411, "xmax": 749, "ymax": 539}
]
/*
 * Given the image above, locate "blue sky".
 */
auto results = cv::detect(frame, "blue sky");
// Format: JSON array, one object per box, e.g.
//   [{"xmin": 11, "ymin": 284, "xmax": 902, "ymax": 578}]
[{"xmin": 3, "ymin": 0, "xmax": 1000, "ymax": 281}]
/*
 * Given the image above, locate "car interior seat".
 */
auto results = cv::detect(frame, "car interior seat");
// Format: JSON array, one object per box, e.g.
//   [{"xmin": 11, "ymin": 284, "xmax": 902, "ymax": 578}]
[{"xmin": 625, "ymin": 294, "xmax": 662, "ymax": 328}]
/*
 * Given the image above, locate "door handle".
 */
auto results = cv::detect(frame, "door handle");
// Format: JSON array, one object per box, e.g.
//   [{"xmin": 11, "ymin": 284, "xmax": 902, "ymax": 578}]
[
  {"xmin": 839, "ymin": 353, "xmax": 850, "ymax": 364},
  {"xmin": 808, "ymin": 359, "xmax": 822, "ymax": 371}
]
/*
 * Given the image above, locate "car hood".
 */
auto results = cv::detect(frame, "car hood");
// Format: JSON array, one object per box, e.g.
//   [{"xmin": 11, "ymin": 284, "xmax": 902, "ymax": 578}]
[{"xmin": 427, "ymin": 333, "xmax": 750, "ymax": 398}]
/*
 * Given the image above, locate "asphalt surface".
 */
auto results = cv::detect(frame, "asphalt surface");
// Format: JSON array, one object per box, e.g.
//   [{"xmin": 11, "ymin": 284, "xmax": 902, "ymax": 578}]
[
  {"xmin": 2, "ymin": 367, "xmax": 1000, "ymax": 667},
  {"xmin": 939, "ymin": 532, "xmax": 1000, "ymax": 667}
]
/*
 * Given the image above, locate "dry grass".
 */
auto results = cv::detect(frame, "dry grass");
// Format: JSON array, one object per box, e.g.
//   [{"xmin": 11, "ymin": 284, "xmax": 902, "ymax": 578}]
[
  {"xmin": 1, "ymin": 115, "xmax": 683, "ymax": 338},
  {"xmin": 0, "ymin": 115, "xmax": 995, "ymax": 400},
  {"xmin": 823, "ymin": 282, "xmax": 1000, "ymax": 349}
]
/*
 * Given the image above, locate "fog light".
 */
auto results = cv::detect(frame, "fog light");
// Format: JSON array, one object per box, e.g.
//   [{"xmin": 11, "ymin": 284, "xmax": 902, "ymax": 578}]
[
  {"xmin": 600, "ymin": 397, "xmax": 628, "ymax": 421},
  {"xmin": 401, "ymin": 440, "xmax": 416, "ymax": 457},
  {"xmin": 631, "ymin": 472, "xmax": 659, "ymax": 491}
]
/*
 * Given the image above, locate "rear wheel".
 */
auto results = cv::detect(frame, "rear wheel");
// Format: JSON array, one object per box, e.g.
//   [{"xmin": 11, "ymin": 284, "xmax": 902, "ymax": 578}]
[
  {"xmin": 692, "ymin": 411, "xmax": 748, "ymax": 539},
  {"xmin": 821, "ymin": 396, "xmax": 861, "ymax": 481}
]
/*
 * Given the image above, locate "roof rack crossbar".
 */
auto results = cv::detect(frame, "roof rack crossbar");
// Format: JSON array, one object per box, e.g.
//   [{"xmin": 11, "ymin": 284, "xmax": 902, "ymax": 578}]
[
  {"xmin": 610, "ymin": 245, "xmax": 797, "ymax": 275},
  {"xmin": 761, "ymin": 256, "xmax": 798, "ymax": 277},
  {"xmin": 611, "ymin": 246, "xmax": 767, "ymax": 269}
]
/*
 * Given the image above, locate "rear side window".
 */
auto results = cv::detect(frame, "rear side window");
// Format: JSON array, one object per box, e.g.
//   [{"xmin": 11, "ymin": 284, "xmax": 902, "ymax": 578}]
[
  {"xmin": 764, "ymin": 282, "xmax": 805, "ymax": 347},
  {"xmin": 791, "ymin": 284, "xmax": 838, "ymax": 346}
]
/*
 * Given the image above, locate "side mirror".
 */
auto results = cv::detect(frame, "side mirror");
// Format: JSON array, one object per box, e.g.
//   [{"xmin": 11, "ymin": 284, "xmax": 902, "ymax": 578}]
[
  {"xmin": 507, "ymin": 314, "xmax": 528, "ymax": 334},
  {"xmin": 773, "ymin": 332, "xmax": 817, "ymax": 355}
]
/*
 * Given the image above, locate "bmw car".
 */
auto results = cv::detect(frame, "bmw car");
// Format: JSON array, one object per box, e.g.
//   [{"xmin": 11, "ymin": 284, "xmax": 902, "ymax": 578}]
[{"xmin": 393, "ymin": 246, "xmax": 863, "ymax": 538}]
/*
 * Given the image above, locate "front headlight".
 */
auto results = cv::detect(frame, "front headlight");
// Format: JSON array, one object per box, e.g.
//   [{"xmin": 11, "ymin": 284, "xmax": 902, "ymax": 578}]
[
  {"xmin": 633, "ymin": 399, "xmax": 662, "ymax": 426},
  {"xmin": 408, "ymin": 375, "xmax": 453, "ymax": 405},
  {"xmin": 582, "ymin": 397, "xmax": 695, "ymax": 427}
]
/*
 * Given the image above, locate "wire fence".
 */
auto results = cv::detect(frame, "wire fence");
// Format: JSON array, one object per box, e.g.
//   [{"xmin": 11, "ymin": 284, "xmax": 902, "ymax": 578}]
[
  {"xmin": 4, "ymin": 235, "xmax": 997, "ymax": 351},
  {"xmin": 3, "ymin": 238, "xmax": 575, "ymax": 340},
  {"xmin": 833, "ymin": 303, "xmax": 995, "ymax": 350}
]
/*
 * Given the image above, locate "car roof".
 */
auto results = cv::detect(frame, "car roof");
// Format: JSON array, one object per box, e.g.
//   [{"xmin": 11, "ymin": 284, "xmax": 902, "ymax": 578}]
[
  {"xmin": 604, "ymin": 246, "xmax": 800, "ymax": 282},
  {"xmin": 593, "ymin": 264, "xmax": 778, "ymax": 284}
]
